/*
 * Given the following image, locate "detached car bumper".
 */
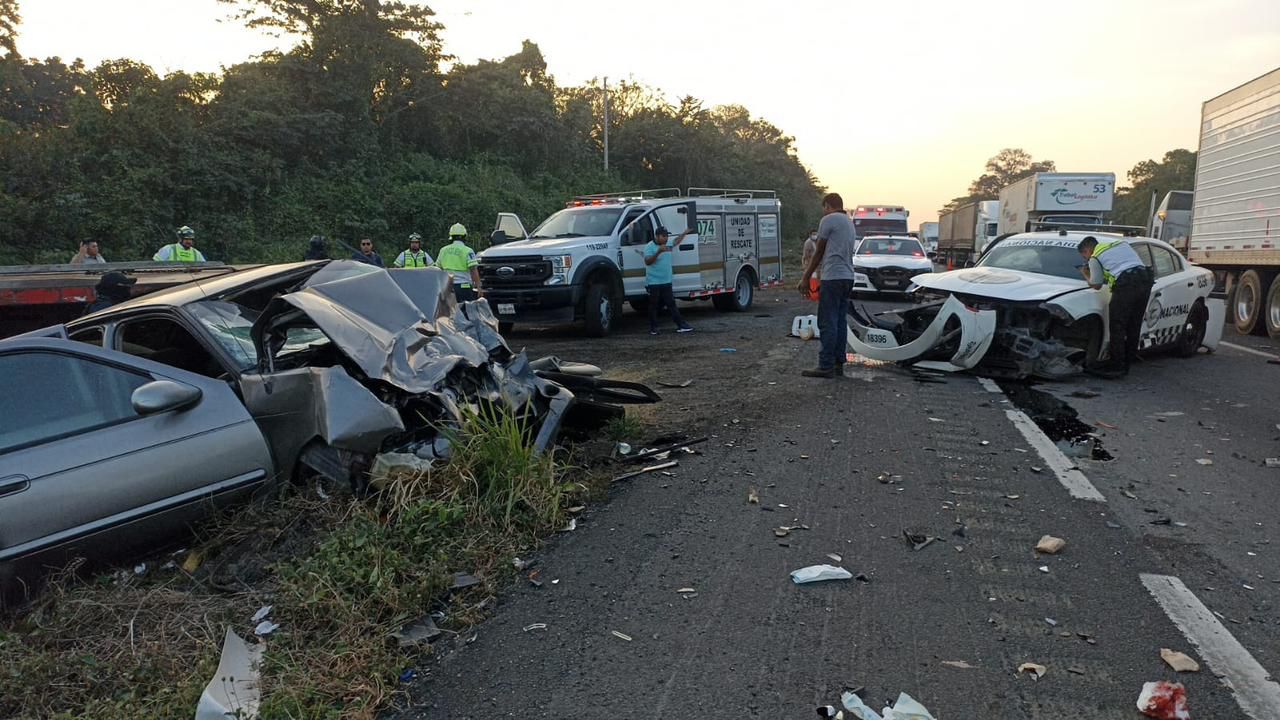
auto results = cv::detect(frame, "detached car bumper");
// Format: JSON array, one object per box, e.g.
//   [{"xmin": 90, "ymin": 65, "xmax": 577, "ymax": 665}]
[{"xmin": 846, "ymin": 294, "xmax": 998, "ymax": 370}]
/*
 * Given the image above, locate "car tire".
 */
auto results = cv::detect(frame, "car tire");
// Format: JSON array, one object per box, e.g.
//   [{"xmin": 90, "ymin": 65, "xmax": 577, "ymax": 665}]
[
  {"xmin": 498, "ymin": 321, "xmax": 514, "ymax": 335},
  {"xmin": 1176, "ymin": 302, "xmax": 1207, "ymax": 358},
  {"xmin": 1081, "ymin": 315, "xmax": 1105, "ymax": 368},
  {"xmin": 713, "ymin": 270, "xmax": 754, "ymax": 312},
  {"xmin": 1234, "ymin": 269, "xmax": 1268, "ymax": 335},
  {"xmin": 583, "ymin": 281, "xmax": 614, "ymax": 337},
  {"xmin": 1265, "ymin": 275, "xmax": 1280, "ymax": 341}
]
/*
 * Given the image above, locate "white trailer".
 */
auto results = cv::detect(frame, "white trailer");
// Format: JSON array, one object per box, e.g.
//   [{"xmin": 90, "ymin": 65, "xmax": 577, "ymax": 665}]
[
  {"xmin": 997, "ymin": 172, "xmax": 1116, "ymax": 235},
  {"xmin": 1187, "ymin": 67, "xmax": 1280, "ymax": 338}
]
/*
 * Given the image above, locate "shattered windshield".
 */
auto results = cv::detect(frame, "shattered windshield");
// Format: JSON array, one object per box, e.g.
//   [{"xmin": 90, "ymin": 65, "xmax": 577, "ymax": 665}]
[
  {"xmin": 187, "ymin": 300, "xmax": 330, "ymax": 372},
  {"xmin": 858, "ymin": 238, "xmax": 924, "ymax": 256},
  {"xmin": 977, "ymin": 239, "xmax": 1085, "ymax": 280},
  {"xmin": 530, "ymin": 207, "xmax": 624, "ymax": 239}
]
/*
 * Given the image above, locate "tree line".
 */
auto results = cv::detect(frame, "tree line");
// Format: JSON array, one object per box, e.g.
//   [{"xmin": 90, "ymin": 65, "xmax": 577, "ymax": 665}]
[{"xmin": 0, "ymin": 0, "xmax": 823, "ymax": 266}]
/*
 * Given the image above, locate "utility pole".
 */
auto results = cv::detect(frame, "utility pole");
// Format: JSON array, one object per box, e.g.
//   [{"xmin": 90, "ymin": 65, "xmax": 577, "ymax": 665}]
[
  {"xmin": 1146, "ymin": 189, "xmax": 1159, "ymax": 236},
  {"xmin": 603, "ymin": 76, "xmax": 610, "ymax": 172}
]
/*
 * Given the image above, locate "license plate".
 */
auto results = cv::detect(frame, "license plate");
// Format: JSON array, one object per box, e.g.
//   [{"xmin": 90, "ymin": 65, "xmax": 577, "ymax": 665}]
[
  {"xmin": 882, "ymin": 280, "xmax": 901, "ymax": 288},
  {"xmin": 497, "ymin": 303, "xmax": 516, "ymax": 315}
]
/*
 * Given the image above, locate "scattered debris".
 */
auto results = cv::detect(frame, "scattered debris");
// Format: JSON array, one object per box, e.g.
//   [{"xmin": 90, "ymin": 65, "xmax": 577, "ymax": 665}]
[
  {"xmin": 613, "ymin": 460, "xmax": 679, "ymax": 482},
  {"xmin": 181, "ymin": 551, "xmax": 203, "ymax": 574},
  {"xmin": 748, "ymin": 488, "xmax": 760, "ymax": 504},
  {"xmin": 1136, "ymin": 681, "xmax": 1191, "ymax": 719},
  {"xmin": 656, "ymin": 379, "xmax": 694, "ymax": 388},
  {"xmin": 815, "ymin": 705, "xmax": 843, "ymax": 719},
  {"xmin": 719, "ymin": 347, "xmax": 737, "ymax": 353},
  {"xmin": 253, "ymin": 620, "xmax": 280, "ymax": 637},
  {"xmin": 941, "ymin": 660, "xmax": 976, "ymax": 669},
  {"xmin": 928, "ymin": 417, "xmax": 945, "ymax": 423},
  {"xmin": 1070, "ymin": 390, "xmax": 1100, "ymax": 399},
  {"xmin": 512, "ymin": 557, "xmax": 533, "ymax": 571},
  {"xmin": 1155, "ymin": 411, "xmax": 1185, "ymax": 417},
  {"xmin": 251, "ymin": 605, "xmax": 273, "ymax": 623},
  {"xmin": 195, "ymin": 628, "xmax": 263, "ymax": 720},
  {"xmin": 1151, "ymin": 517, "xmax": 1172, "ymax": 526},
  {"xmin": 775, "ymin": 528, "xmax": 791, "ymax": 538},
  {"xmin": 790, "ymin": 565, "xmax": 853, "ymax": 584},
  {"xmin": 1018, "ymin": 662, "xmax": 1047, "ymax": 679},
  {"xmin": 1035, "ymin": 535, "xmax": 1067, "ymax": 554},
  {"xmin": 1067, "ymin": 665, "xmax": 1086, "ymax": 675},
  {"xmin": 522, "ymin": 623, "xmax": 547, "ymax": 632},
  {"xmin": 611, "ymin": 630, "xmax": 633, "ymax": 641},
  {"xmin": 1265, "ymin": 458, "xmax": 1280, "ymax": 468},
  {"xmin": 1160, "ymin": 648, "xmax": 1200, "ymax": 673},
  {"xmin": 1005, "ymin": 493, "xmax": 1022, "ymax": 499},
  {"xmin": 450, "ymin": 572, "xmax": 481, "ymax": 590},
  {"xmin": 903, "ymin": 528, "xmax": 937, "ymax": 551},
  {"xmin": 1195, "ymin": 458, "xmax": 1213, "ymax": 466},
  {"xmin": 676, "ymin": 587, "xmax": 697, "ymax": 594},
  {"xmin": 1038, "ymin": 565, "xmax": 1050, "ymax": 573},
  {"xmin": 615, "ymin": 442, "xmax": 632, "ymax": 455},
  {"xmin": 841, "ymin": 691, "xmax": 937, "ymax": 720},
  {"xmin": 392, "ymin": 617, "xmax": 442, "ymax": 647},
  {"xmin": 133, "ymin": 563, "xmax": 147, "ymax": 576},
  {"xmin": 855, "ymin": 573, "xmax": 870, "ymax": 583},
  {"xmin": 624, "ymin": 437, "xmax": 708, "ymax": 463},
  {"xmin": 1029, "ymin": 465, "xmax": 1043, "ymax": 474},
  {"xmin": 827, "ymin": 553, "xmax": 843, "ymax": 563},
  {"xmin": 1097, "ymin": 420, "xmax": 1119, "ymax": 429},
  {"xmin": 560, "ymin": 518, "xmax": 577, "ymax": 532},
  {"xmin": 1044, "ymin": 617, "xmax": 1058, "ymax": 627}
]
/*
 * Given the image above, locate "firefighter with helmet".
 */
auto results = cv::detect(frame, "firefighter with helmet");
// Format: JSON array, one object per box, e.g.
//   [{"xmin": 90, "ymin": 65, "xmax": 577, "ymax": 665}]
[
  {"xmin": 154, "ymin": 226, "xmax": 207, "ymax": 262},
  {"xmin": 393, "ymin": 232, "xmax": 433, "ymax": 269},
  {"xmin": 436, "ymin": 223, "xmax": 482, "ymax": 301}
]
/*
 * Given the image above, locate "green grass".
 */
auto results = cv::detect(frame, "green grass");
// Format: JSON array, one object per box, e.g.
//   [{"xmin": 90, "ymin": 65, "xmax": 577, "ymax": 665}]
[
  {"xmin": 1, "ymin": 405, "xmax": 577, "ymax": 720},
  {"xmin": 603, "ymin": 413, "xmax": 644, "ymax": 443}
]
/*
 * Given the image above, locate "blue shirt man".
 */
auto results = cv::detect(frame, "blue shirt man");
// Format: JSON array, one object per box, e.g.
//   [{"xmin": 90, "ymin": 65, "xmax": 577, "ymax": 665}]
[{"xmin": 642, "ymin": 225, "xmax": 693, "ymax": 335}]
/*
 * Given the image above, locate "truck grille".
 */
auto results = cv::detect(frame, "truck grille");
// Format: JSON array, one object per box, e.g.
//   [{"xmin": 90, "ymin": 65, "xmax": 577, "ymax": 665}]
[{"xmin": 478, "ymin": 256, "xmax": 552, "ymax": 286}]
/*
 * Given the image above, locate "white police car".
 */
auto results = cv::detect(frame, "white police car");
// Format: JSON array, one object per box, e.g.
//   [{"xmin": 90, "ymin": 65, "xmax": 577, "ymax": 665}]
[{"xmin": 851, "ymin": 235, "xmax": 934, "ymax": 296}]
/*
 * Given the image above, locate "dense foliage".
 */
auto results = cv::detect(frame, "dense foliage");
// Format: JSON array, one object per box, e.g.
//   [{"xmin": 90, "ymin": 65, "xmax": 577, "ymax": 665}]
[
  {"xmin": 0, "ymin": 0, "xmax": 821, "ymax": 265},
  {"xmin": 1111, "ymin": 149, "xmax": 1197, "ymax": 228}
]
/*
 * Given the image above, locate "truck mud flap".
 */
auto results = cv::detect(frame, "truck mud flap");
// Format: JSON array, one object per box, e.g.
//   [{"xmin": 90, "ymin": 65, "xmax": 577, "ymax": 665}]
[
  {"xmin": 1203, "ymin": 297, "xmax": 1225, "ymax": 351},
  {"xmin": 846, "ymin": 294, "xmax": 997, "ymax": 369}
]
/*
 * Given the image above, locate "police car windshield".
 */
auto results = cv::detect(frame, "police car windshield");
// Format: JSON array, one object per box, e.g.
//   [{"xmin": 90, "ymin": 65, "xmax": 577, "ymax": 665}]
[
  {"xmin": 858, "ymin": 238, "xmax": 924, "ymax": 256},
  {"xmin": 530, "ymin": 207, "xmax": 624, "ymax": 239},
  {"xmin": 977, "ymin": 239, "xmax": 1084, "ymax": 280}
]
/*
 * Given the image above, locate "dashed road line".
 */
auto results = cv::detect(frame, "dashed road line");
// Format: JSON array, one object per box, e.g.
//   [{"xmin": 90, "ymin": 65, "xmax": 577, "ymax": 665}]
[
  {"xmin": 1141, "ymin": 574, "xmax": 1280, "ymax": 720},
  {"xmin": 976, "ymin": 376, "xmax": 1106, "ymax": 502},
  {"xmin": 1220, "ymin": 340, "xmax": 1279, "ymax": 360}
]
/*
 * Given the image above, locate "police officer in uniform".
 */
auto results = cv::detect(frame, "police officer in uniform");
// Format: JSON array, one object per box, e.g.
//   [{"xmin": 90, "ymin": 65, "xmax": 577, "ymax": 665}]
[
  {"xmin": 154, "ymin": 226, "xmax": 207, "ymax": 262},
  {"xmin": 393, "ymin": 233, "xmax": 433, "ymax": 269},
  {"xmin": 1078, "ymin": 235, "xmax": 1154, "ymax": 378},
  {"xmin": 436, "ymin": 223, "xmax": 482, "ymax": 302}
]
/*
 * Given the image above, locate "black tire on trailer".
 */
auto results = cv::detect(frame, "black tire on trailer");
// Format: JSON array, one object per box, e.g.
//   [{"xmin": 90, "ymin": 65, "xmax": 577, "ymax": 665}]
[
  {"xmin": 583, "ymin": 280, "xmax": 614, "ymax": 337},
  {"xmin": 1265, "ymin": 274, "xmax": 1280, "ymax": 341},
  {"xmin": 1175, "ymin": 302, "xmax": 1208, "ymax": 358},
  {"xmin": 1233, "ymin": 269, "xmax": 1267, "ymax": 335}
]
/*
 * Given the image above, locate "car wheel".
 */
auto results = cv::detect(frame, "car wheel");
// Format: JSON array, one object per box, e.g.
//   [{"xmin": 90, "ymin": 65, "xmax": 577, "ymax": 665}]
[
  {"xmin": 714, "ymin": 270, "xmax": 754, "ymax": 312},
  {"xmin": 498, "ymin": 321, "xmax": 514, "ymax": 335},
  {"xmin": 1082, "ymin": 316, "xmax": 1105, "ymax": 367},
  {"xmin": 1176, "ymin": 303, "xmax": 1207, "ymax": 357},
  {"xmin": 1266, "ymin": 275, "xmax": 1280, "ymax": 341},
  {"xmin": 1234, "ymin": 269, "xmax": 1268, "ymax": 335},
  {"xmin": 583, "ymin": 281, "xmax": 613, "ymax": 337}
]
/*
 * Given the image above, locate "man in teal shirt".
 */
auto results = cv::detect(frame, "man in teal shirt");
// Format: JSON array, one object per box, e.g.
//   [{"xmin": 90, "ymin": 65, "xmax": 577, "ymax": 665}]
[{"xmin": 643, "ymin": 226, "xmax": 694, "ymax": 335}]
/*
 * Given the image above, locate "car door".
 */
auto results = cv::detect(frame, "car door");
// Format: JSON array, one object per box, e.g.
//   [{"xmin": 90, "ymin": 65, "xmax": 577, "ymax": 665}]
[
  {"xmin": 1135, "ymin": 242, "xmax": 1198, "ymax": 347},
  {"xmin": 620, "ymin": 210, "xmax": 655, "ymax": 299},
  {"xmin": 651, "ymin": 202, "xmax": 699, "ymax": 295},
  {"xmin": 0, "ymin": 337, "xmax": 274, "ymax": 587}
]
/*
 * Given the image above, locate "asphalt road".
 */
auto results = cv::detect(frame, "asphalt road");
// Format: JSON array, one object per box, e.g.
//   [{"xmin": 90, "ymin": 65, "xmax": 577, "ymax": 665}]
[{"xmin": 392, "ymin": 289, "xmax": 1280, "ymax": 720}]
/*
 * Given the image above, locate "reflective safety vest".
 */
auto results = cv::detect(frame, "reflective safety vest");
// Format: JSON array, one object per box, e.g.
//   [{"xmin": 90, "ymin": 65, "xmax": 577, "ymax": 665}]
[
  {"xmin": 155, "ymin": 243, "xmax": 200, "ymax": 262},
  {"xmin": 436, "ymin": 241, "xmax": 478, "ymax": 286},
  {"xmin": 1093, "ymin": 241, "xmax": 1145, "ymax": 287},
  {"xmin": 397, "ymin": 249, "xmax": 432, "ymax": 269}
]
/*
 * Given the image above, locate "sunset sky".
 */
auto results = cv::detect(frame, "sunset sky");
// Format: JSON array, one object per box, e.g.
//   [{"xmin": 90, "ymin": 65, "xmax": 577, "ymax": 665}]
[{"xmin": 15, "ymin": 0, "xmax": 1280, "ymax": 229}]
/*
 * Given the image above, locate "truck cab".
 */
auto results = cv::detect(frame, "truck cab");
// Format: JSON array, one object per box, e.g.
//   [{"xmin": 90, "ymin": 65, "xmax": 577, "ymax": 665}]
[{"xmin": 479, "ymin": 189, "xmax": 782, "ymax": 337}]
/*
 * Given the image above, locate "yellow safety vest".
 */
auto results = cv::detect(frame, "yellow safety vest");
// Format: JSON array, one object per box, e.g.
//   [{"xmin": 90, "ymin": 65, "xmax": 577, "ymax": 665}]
[
  {"xmin": 436, "ymin": 241, "xmax": 477, "ymax": 286},
  {"xmin": 398, "ymin": 249, "xmax": 431, "ymax": 269},
  {"xmin": 156, "ymin": 243, "xmax": 200, "ymax": 262},
  {"xmin": 1093, "ymin": 241, "xmax": 1143, "ymax": 288}
]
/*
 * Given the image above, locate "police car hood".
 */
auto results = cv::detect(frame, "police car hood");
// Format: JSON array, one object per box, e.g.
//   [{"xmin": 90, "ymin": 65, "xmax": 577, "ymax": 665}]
[
  {"xmin": 483, "ymin": 235, "xmax": 608, "ymax": 255},
  {"xmin": 912, "ymin": 267, "xmax": 1090, "ymax": 302},
  {"xmin": 853, "ymin": 254, "xmax": 934, "ymax": 271}
]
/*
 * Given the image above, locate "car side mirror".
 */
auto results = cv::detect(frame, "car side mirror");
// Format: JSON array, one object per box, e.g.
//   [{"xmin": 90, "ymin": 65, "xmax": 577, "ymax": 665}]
[
  {"xmin": 132, "ymin": 380, "xmax": 202, "ymax": 416},
  {"xmin": 490, "ymin": 230, "xmax": 509, "ymax": 245}
]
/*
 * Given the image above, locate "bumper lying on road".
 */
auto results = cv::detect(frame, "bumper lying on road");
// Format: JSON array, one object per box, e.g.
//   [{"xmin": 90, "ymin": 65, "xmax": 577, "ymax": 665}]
[{"xmin": 846, "ymin": 294, "xmax": 997, "ymax": 370}]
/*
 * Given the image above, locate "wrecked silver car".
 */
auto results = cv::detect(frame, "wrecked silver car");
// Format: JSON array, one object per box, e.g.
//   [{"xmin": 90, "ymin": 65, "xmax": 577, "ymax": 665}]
[
  {"xmin": 846, "ymin": 232, "xmax": 1224, "ymax": 378},
  {"xmin": 0, "ymin": 261, "xmax": 653, "ymax": 596}
]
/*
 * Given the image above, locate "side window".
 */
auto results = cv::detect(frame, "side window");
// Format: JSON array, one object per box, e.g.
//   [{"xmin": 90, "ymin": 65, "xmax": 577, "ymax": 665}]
[
  {"xmin": 618, "ymin": 208, "xmax": 645, "ymax": 242},
  {"xmin": 118, "ymin": 317, "xmax": 226, "ymax": 379},
  {"xmin": 1131, "ymin": 243, "xmax": 1155, "ymax": 271},
  {"xmin": 495, "ymin": 214, "xmax": 525, "ymax": 239},
  {"xmin": 1152, "ymin": 247, "xmax": 1179, "ymax": 278},
  {"xmin": 69, "ymin": 326, "xmax": 104, "ymax": 346},
  {"xmin": 624, "ymin": 214, "xmax": 654, "ymax": 246},
  {"xmin": 0, "ymin": 351, "xmax": 148, "ymax": 453},
  {"xmin": 654, "ymin": 205, "xmax": 690, "ymax": 238}
]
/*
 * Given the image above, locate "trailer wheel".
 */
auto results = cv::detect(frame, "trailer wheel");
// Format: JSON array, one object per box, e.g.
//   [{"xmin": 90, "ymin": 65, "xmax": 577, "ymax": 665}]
[
  {"xmin": 1175, "ymin": 302, "xmax": 1207, "ymax": 357},
  {"xmin": 1234, "ymin": 270, "xmax": 1268, "ymax": 335},
  {"xmin": 714, "ymin": 269, "xmax": 754, "ymax": 312},
  {"xmin": 583, "ymin": 280, "xmax": 614, "ymax": 337}
]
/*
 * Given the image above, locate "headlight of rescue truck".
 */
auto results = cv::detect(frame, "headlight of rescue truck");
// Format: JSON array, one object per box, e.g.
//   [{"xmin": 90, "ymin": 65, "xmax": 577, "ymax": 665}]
[{"xmin": 546, "ymin": 255, "xmax": 573, "ymax": 285}]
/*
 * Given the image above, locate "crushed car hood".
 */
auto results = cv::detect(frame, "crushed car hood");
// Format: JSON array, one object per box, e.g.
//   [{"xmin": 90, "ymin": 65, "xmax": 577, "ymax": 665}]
[
  {"xmin": 912, "ymin": 267, "xmax": 1090, "ymax": 302},
  {"xmin": 853, "ymin": 255, "xmax": 933, "ymax": 271}
]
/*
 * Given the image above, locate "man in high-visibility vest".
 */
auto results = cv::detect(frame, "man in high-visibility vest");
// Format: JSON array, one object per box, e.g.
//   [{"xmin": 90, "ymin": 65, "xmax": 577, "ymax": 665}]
[
  {"xmin": 154, "ymin": 226, "xmax": 207, "ymax": 262},
  {"xmin": 393, "ymin": 233, "xmax": 433, "ymax": 269},
  {"xmin": 1079, "ymin": 235, "xmax": 1154, "ymax": 378},
  {"xmin": 436, "ymin": 223, "xmax": 482, "ymax": 302}
]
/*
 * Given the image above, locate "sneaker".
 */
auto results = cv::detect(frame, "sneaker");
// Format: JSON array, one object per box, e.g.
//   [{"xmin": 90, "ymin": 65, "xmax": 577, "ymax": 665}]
[
  {"xmin": 649, "ymin": 329, "xmax": 660, "ymax": 336},
  {"xmin": 801, "ymin": 367, "xmax": 836, "ymax": 378},
  {"xmin": 676, "ymin": 325, "xmax": 694, "ymax": 333}
]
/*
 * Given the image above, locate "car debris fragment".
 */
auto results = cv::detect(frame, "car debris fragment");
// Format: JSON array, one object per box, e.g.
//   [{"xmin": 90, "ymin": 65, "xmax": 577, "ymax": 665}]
[
  {"xmin": 1017, "ymin": 662, "xmax": 1047, "ymax": 679},
  {"xmin": 1160, "ymin": 648, "xmax": 1200, "ymax": 672},
  {"xmin": 195, "ymin": 628, "xmax": 263, "ymax": 720},
  {"xmin": 1035, "ymin": 535, "xmax": 1067, "ymax": 554},
  {"xmin": 790, "ymin": 565, "xmax": 853, "ymax": 584}
]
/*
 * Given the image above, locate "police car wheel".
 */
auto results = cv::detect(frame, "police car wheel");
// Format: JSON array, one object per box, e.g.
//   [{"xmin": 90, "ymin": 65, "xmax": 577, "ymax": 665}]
[{"xmin": 1175, "ymin": 303, "xmax": 1207, "ymax": 358}]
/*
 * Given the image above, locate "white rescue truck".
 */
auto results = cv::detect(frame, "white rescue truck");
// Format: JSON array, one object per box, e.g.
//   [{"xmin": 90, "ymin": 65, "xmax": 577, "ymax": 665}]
[{"xmin": 479, "ymin": 189, "xmax": 783, "ymax": 336}]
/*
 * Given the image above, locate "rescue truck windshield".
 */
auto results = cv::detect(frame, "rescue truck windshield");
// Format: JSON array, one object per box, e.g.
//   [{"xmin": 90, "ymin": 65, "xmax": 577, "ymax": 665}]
[{"xmin": 530, "ymin": 207, "xmax": 624, "ymax": 239}]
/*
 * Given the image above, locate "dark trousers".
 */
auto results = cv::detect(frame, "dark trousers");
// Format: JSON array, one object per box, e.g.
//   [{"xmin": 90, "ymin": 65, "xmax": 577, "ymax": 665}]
[
  {"xmin": 1107, "ymin": 267, "xmax": 1154, "ymax": 370},
  {"xmin": 647, "ymin": 283, "xmax": 686, "ymax": 330},
  {"xmin": 817, "ymin": 278, "xmax": 854, "ymax": 369},
  {"xmin": 453, "ymin": 285, "xmax": 477, "ymax": 303}
]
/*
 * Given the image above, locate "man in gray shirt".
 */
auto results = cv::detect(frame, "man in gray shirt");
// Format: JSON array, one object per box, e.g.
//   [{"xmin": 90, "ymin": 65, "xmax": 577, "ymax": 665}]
[{"xmin": 798, "ymin": 192, "xmax": 857, "ymax": 377}]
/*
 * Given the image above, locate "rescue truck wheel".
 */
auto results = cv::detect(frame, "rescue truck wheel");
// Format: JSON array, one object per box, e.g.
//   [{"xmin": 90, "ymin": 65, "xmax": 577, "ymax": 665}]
[
  {"xmin": 714, "ymin": 270, "xmax": 754, "ymax": 312},
  {"xmin": 1234, "ymin": 270, "xmax": 1268, "ymax": 335},
  {"xmin": 1176, "ymin": 302, "xmax": 1207, "ymax": 358},
  {"xmin": 1265, "ymin": 275, "xmax": 1280, "ymax": 341},
  {"xmin": 584, "ymin": 281, "xmax": 613, "ymax": 337}
]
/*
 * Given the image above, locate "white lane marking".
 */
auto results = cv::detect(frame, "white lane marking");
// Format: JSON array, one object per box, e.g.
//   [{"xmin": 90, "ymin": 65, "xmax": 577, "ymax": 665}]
[
  {"xmin": 977, "ymin": 377, "xmax": 1002, "ymax": 393},
  {"xmin": 1141, "ymin": 574, "xmax": 1280, "ymax": 719},
  {"xmin": 1004, "ymin": 409, "xmax": 1106, "ymax": 502},
  {"xmin": 1221, "ymin": 341, "xmax": 1279, "ymax": 360}
]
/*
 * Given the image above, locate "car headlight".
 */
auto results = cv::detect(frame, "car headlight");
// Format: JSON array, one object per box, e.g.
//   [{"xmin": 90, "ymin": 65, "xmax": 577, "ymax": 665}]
[
  {"xmin": 549, "ymin": 255, "xmax": 573, "ymax": 270},
  {"xmin": 1041, "ymin": 302, "xmax": 1074, "ymax": 322}
]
